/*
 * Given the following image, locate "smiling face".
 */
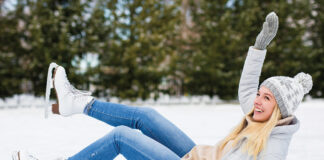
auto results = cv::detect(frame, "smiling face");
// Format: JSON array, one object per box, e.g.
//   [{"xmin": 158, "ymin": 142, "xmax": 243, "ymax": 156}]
[{"xmin": 252, "ymin": 86, "xmax": 277, "ymax": 122}]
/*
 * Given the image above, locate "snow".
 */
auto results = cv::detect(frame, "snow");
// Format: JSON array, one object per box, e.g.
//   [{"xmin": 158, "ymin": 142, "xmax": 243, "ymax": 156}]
[{"xmin": 0, "ymin": 98, "xmax": 324, "ymax": 160}]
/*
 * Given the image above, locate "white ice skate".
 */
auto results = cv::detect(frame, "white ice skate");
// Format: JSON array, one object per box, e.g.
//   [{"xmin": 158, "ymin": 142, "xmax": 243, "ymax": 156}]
[
  {"xmin": 12, "ymin": 151, "xmax": 39, "ymax": 160},
  {"xmin": 12, "ymin": 150, "xmax": 66, "ymax": 160},
  {"xmin": 45, "ymin": 62, "xmax": 93, "ymax": 118}
]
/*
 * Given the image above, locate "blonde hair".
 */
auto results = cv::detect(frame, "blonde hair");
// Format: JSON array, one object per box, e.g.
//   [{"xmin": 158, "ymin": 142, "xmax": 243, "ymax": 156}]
[{"xmin": 216, "ymin": 104, "xmax": 282, "ymax": 160}]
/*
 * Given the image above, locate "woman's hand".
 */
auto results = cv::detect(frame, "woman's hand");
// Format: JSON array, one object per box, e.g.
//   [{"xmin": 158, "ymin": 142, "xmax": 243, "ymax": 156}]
[{"xmin": 254, "ymin": 12, "xmax": 279, "ymax": 50}]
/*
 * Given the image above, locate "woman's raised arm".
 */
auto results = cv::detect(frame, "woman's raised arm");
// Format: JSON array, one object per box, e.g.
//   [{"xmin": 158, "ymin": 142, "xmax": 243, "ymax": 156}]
[{"xmin": 238, "ymin": 12, "xmax": 278, "ymax": 114}]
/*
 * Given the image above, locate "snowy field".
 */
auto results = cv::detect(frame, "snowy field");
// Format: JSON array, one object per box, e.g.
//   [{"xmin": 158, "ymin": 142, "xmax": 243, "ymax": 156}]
[{"xmin": 1, "ymin": 98, "xmax": 324, "ymax": 160}]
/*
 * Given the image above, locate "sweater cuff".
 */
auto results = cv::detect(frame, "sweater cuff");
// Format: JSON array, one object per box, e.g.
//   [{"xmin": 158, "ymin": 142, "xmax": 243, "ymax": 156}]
[{"xmin": 247, "ymin": 46, "xmax": 267, "ymax": 61}]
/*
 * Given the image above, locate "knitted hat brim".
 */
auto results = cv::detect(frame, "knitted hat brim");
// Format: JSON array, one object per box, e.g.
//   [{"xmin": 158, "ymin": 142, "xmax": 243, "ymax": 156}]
[{"xmin": 260, "ymin": 80, "xmax": 289, "ymax": 118}]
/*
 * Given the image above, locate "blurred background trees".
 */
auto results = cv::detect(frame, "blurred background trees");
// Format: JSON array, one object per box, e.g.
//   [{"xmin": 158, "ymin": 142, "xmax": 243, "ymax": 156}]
[
  {"xmin": 0, "ymin": 0, "xmax": 323, "ymax": 101},
  {"xmin": 93, "ymin": 0, "xmax": 181, "ymax": 100}
]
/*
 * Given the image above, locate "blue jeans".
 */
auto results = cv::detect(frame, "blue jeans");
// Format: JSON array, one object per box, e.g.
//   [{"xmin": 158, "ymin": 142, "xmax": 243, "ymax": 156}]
[{"xmin": 68, "ymin": 100, "xmax": 196, "ymax": 160}]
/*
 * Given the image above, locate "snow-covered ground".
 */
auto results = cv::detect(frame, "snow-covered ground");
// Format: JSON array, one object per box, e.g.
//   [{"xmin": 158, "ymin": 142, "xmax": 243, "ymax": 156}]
[{"xmin": 1, "ymin": 99, "xmax": 324, "ymax": 160}]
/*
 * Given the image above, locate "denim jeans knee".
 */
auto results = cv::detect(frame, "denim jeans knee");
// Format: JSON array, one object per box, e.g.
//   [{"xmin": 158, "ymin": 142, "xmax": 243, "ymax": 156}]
[{"xmin": 136, "ymin": 107, "xmax": 160, "ymax": 120}]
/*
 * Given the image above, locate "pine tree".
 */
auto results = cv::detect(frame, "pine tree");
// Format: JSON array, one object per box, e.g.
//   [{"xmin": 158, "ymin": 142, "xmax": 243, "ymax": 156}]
[
  {"xmin": 0, "ymin": 1, "xmax": 26, "ymax": 98},
  {"xmin": 95, "ymin": 0, "xmax": 181, "ymax": 100},
  {"xmin": 308, "ymin": 0, "xmax": 324, "ymax": 97},
  {"xmin": 0, "ymin": 0, "xmax": 319, "ymax": 100},
  {"xmin": 0, "ymin": 0, "xmax": 100, "ymax": 98},
  {"xmin": 180, "ymin": 0, "xmax": 313, "ymax": 100},
  {"xmin": 180, "ymin": 0, "xmax": 256, "ymax": 99}
]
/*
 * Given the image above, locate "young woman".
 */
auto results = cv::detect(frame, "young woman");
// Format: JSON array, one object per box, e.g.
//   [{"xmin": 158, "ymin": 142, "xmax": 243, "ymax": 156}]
[{"xmin": 13, "ymin": 12, "xmax": 312, "ymax": 160}]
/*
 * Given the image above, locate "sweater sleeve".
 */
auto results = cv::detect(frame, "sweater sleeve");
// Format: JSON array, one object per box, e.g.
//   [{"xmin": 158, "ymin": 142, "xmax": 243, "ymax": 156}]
[{"xmin": 238, "ymin": 46, "xmax": 267, "ymax": 115}]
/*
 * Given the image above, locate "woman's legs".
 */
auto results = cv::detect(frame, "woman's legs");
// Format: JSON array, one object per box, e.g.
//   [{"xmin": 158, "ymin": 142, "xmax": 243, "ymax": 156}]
[
  {"xmin": 48, "ymin": 64, "xmax": 194, "ymax": 158},
  {"xmin": 83, "ymin": 100, "xmax": 196, "ymax": 157},
  {"xmin": 68, "ymin": 125, "xmax": 180, "ymax": 160}
]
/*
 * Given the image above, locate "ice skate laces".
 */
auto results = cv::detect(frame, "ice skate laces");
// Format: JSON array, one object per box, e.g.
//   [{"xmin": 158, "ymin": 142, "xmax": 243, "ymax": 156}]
[
  {"xmin": 26, "ymin": 154, "xmax": 39, "ymax": 160},
  {"xmin": 61, "ymin": 71, "xmax": 91, "ymax": 101}
]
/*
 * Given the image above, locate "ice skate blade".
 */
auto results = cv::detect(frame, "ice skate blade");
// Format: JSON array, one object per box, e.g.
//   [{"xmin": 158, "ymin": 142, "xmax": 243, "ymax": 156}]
[
  {"xmin": 11, "ymin": 151, "xmax": 19, "ymax": 160},
  {"xmin": 45, "ymin": 62, "xmax": 59, "ymax": 118}
]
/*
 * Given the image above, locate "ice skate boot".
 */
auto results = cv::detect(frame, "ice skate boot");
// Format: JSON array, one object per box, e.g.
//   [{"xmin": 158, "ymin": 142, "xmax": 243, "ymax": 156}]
[
  {"xmin": 12, "ymin": 150, "xmax": 39, "ymax": 160},
  {"xmin": 45, "ymin": 63, "xmax": 93, "ymax": 117},
  {"xmin": 12, "ymin": 150, "xmax": 66, "ymax": 160}
]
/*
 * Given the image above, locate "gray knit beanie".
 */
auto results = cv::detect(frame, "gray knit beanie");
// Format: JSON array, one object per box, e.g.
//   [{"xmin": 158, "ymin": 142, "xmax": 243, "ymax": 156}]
[{"xmin": 260, "ymin": 72, "xmax": 313, "ymax": 118}]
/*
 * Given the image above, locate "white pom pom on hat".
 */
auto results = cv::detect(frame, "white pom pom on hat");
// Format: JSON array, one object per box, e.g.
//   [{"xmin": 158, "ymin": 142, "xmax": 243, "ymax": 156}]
[{"xmin": 293, "ymin": 72, "xmax": 313, "ymax": 94}]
